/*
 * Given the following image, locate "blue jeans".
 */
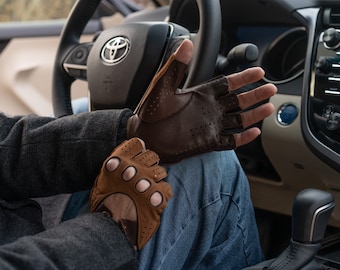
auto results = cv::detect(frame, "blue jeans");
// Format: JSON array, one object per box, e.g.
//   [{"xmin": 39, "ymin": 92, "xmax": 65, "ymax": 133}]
[{"xmin": 138, "ymin": 150, "xmax": 263, "ymax": 269}]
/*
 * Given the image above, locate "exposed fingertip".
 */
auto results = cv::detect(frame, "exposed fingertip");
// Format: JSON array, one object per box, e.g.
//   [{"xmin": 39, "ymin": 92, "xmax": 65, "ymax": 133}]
[
  {"xmin": 135, "ymin": 137, "xmax": 146, "ymax": 149},
  {"xmin": 255, "ymin": 128, "xmax": 262, "ymax": 136},
  {"xmin": 267, "ymin": 83, "xmax": 278, "ymax": 94},
  {"xmin": 174, "ymin": 39, "xmax": 193, "ymax": 65},
  {"xmin": 248, "ymin": 66, "xmax": 265, "ymax": 77}
]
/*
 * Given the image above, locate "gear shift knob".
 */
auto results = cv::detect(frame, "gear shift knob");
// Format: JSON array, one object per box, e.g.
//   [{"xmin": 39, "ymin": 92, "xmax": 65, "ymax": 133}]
[
  {"xmin": 243, "ymin": 188, "xmax": 335, "ymax": 270},
  {"xmin": 292, "ymin": 188, "xmax": 334, "ymax": 243}
]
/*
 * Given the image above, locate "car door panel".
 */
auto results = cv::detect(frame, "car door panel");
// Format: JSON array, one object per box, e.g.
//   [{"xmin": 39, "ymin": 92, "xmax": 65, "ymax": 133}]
[{"xmin": 0, "ymin": 21, "xmax": 101, "ymax": 116}]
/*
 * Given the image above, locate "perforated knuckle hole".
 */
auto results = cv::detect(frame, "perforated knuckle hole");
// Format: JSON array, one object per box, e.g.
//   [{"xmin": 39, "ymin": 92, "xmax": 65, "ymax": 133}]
[
  {"xmin": 135, "ymin": 179, "xmax": 151, "ymax": 193},
  {"xmin": 106, "ymin": 157, "xmax": 120, "ymax": 172},
  {"xmin": 122, "ymin": 166, "xmax": 136, "ymax": 181},
  {"xmin": 150, "ymin": 192, "xmax": 163, "ymax": 207}
]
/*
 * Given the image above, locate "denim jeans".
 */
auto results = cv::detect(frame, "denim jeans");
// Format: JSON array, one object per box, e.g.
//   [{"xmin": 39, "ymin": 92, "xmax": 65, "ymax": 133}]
[{"xmin": 138, "ymin": 150, "xmax": 263, "ymax": 269}]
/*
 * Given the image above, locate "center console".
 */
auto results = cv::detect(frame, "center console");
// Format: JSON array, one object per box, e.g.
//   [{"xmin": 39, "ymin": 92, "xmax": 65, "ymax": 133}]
[
  {"xmin": 299, "ymin": 5, "xmax": 340, "ymax": 270},
  {"xmin": 301, "ymin": 7, "xmax": 340, "ymax": 173}
]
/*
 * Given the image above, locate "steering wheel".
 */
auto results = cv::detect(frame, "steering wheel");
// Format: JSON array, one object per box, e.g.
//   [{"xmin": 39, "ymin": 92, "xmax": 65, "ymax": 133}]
[{"xmin": 52, "ymin": 0, "xmax": 221, "ymax": 117}]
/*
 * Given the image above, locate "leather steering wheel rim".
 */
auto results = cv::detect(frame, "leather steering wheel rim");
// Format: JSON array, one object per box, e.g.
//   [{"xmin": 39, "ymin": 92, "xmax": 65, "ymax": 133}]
[{"xmin": 52, "ymin": 0, "xmax": 221, "ymax": 117}]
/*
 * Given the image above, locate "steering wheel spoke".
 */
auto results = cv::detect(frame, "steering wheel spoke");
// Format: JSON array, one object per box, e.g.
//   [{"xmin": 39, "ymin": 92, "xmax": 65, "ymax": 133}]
[{"xmin": 63, "ymin": 43, "xmax": 93, "ymax": 80}]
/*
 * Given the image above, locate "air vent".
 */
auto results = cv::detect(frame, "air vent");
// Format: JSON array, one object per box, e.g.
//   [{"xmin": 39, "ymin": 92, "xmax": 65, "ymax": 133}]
[
  {"xmin": 262, "ymin": 27, "xmax": 307, "ymax": 84},
  {"xmin": 324, "ymin": 8, "xmax": 340, "ymax": 27}
]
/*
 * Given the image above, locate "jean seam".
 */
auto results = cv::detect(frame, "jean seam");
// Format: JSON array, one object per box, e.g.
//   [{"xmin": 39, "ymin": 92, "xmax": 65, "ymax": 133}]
[{"xmin": 228, "ymin": 192, "xmax": 255, "ymax": 266}]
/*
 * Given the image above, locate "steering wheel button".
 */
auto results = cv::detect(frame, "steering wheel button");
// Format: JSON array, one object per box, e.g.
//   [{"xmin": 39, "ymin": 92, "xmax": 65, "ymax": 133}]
[
  {"xmin": 76, "ymin": 50, "xmax": 84, "ymax": 59},
  {"xmin": 277, "ymin": 103, "xmax": 299, "ymax": 126}
]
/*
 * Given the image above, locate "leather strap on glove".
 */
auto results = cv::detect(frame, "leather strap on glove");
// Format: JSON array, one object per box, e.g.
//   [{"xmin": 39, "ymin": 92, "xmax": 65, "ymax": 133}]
[{"xmin": 127, "ymin": 53, "xmax": 243, "ymax": 164}]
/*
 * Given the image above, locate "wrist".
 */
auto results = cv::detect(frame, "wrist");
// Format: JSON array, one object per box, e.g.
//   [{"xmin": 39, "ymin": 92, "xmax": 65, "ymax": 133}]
[{"xmin": 117, "ymin": 109, "xmax": 133, "ymax": 144}]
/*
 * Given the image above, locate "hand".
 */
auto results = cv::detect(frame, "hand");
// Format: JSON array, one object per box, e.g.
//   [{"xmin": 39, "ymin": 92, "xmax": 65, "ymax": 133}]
[
  {"xmin": 128, "ymin": 39, "xmax": 277, "ymax": 163},
  {"xmin": 90, "ymin": 138, "xmax": 172, "ymax": 250},
  {"xmin": 226, "ymin": 66, "xmax": 276, "ymax": 147}
]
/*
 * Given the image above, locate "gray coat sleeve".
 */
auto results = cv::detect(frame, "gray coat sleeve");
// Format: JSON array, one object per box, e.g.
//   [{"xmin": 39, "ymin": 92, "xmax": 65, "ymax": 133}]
[
  {"xmin": 0, "ymin": 109, "xmax": 133, "ymax": 200},
  {"xmin": 0, "ymin": 213, "xmax": 138, "ymax": 270}
]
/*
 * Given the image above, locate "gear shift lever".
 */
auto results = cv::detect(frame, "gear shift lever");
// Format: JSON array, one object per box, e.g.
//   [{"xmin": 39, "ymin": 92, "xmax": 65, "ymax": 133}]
[
  {"xmin": 292, "ymin": 188, "xmax": 334, "ymax": 244},
  {"xmin": 244, "ymin": 188, "xmax": 334, "ymax": 270}
]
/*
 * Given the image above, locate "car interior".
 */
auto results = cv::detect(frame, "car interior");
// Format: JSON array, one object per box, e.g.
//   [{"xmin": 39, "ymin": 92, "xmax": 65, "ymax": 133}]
[{"xmin": 0, "ymin": 0, "xmax": 340, "ymax": 269}]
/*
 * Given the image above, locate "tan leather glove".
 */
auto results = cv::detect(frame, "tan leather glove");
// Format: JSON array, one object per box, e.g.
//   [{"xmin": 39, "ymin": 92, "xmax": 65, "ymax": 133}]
[
  {"xmin": 90, "ymin": 138, "xmax": 172, "ymax": 250},
  {"xmin": 127, "ymin": 54, "xmax": 243, "ymax": 164}
]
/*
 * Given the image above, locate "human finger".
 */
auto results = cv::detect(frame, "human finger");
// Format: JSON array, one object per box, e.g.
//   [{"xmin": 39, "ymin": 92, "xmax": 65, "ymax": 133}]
[
  {"xmin": 173, "ymin": 39, "xmax": 193, "ymax": 65},
  {"xmin": 241, "ymin": 102, "xmax": 275, "ymax": 128},
  {"xmin": 234, "ymin": 127, "xmax": 262, "ymax": 148},
  {"xmin": 136, "ymin": 39, "xmax": 192, "ymax": 112},
  {"xmin": 237, "ymin": 83, "xmax": 277, "ymax": 109},
  {"xmin": 226, "ymin": 67, "xmax": 265, "ymax": 90}
]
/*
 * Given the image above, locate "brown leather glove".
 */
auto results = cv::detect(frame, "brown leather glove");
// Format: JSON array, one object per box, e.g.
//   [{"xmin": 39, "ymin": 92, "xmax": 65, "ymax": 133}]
[
  {"xmin": 127, "ymin": 54, "xmax": 243, "ymax": 164},
  {"xmin": 90, "ymin": 138, "xmax": 172, "ymax": 250}
]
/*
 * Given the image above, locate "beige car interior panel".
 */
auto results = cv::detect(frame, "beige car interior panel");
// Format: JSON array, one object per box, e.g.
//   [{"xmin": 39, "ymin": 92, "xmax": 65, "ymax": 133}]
[
  {"xmin": 249, "ymin": 94, "xmax": 340, "ymax": 228},
  {"xmin": 0, "ymin": 36, "xmax": 90, "ymax": 116},
  {"xmin": 0, "ymin": 13, "xmax": 126, "ymax": 117}
]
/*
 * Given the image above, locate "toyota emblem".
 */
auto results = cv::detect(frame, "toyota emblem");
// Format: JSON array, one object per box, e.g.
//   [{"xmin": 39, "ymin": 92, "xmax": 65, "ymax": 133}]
[{"xmin": 101, "ymin": 36, "xmax": 130, "ymax": 65}]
